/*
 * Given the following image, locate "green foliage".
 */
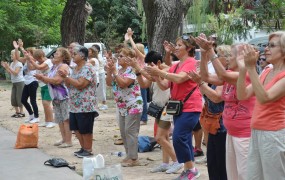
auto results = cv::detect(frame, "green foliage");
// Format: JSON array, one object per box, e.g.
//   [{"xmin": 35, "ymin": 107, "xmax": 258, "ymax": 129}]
[
  {"xmin": 0, "ymin": 0, "xmax": 65, "ymax": 52},
  {"xmin": 187, "ymin": 0, "xmax": 285, "ymax": 45},
  {"xmin": 86, "ymin": 0, "xmax": 141, "ymax": 49}
]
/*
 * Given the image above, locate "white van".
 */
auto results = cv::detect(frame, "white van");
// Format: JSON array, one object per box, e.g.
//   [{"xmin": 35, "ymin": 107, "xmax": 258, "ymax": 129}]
[{"xmin": 84, "ymin": 42, "xmax": 106, "ymax": 61}]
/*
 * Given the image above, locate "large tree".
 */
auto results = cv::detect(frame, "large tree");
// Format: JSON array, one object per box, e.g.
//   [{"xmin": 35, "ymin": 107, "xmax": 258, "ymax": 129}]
[
  {"xmin": 61, "ymin": 0, "xmax": 92, "ymax": 46},
  {"xmin": 142, "ymin": 0, "xmax": 192, "ymax": 53}
]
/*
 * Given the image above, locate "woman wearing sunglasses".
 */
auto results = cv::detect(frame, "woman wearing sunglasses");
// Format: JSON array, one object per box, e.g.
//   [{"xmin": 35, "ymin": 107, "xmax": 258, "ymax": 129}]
[
  {"xmin": 145, "ymin": 35, "xmax": 202, "ymax": 180},
  {"xmin": 236, "ymin": 31, "xmax": 285, "ymax": 179}
]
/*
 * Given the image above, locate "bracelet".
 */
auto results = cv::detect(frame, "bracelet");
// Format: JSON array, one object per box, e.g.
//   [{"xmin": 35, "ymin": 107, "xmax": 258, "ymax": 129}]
[
  {"xmin": 210, "ymin": 54, "xmax": 218, "ymax": 62},
  {"xmin": 164, "ymin": 73, "xmax": 169, "ymax": 79},
  {"xmin": 199, "ymin": 81, "xmax": 205, "ymax": 87}
]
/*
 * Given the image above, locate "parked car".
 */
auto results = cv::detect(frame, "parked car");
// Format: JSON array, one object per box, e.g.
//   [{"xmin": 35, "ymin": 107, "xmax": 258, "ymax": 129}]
[{"xmin": 248, "ymin": 35, "xmax": 269, "ymax": 53}]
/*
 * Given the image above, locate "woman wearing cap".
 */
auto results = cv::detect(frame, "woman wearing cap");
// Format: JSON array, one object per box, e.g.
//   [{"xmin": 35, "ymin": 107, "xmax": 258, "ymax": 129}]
[
  {"xmin": 236, "ymin": 31, "xmax": 285, "ymax": 179},
  {"xmin": 146, "ymin": 35, "xmax": 202, "ymax": 180}
]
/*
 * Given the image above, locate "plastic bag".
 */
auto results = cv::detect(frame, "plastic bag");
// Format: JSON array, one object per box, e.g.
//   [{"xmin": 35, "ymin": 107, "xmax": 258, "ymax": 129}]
[
  {"xmin": 83, "ymin": 154, "xmax": 123, "ymax": 180},
  {"xmin": 15, "ymin": 124, "xmax": 38, "ymax": 149}
]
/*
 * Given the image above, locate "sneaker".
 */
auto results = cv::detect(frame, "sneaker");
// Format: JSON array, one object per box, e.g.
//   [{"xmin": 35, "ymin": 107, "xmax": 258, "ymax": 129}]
[
  {"xmin": 99, "ymin": 105, "xmax": 108, "ymax": 110},
  {"xmin": 150, "ymin": 163, "xmax": 170, "ymax": 173},
  {"xmin": 38, "ymin": 122, "xmax": 47, "ymax": 127},
  {"xmin": 173, "ymin": 170, "xmax": 187, "ymax": 180},
  {"xmin": 74, "ymin": 148, "xmax": 84, "ymax": 156},
  {"xmin": 46, "ymin": 122, "xmax": 55, "ymax": 128},
  {"xmin": 183, "ymin": 168, "xmax": 200, "ymax": 180},
  {"xmin": 195, "ymin": 156, "xmax": 207, "ymax": 164},
  {"xmin": 25, "ymin": 114, "xmax": 34, "ymax": 123},
  {"xmin": 76, "ymin": 150, "xmax": 93, "ymax": 158},
  {"xmin": 29, "ymin": 118, "xmax": 39, "ymax": 124},
  {"xmin": 194, "ymin": 148, "xmax": 204, "ymax": 157},
  {"xmin": 166, "ymin": 162, "xmax": 183, "ymax": 174}
]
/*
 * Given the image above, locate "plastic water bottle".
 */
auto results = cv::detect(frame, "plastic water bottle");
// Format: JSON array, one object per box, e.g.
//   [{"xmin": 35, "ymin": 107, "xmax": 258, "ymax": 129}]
[{"xmin": 111, "ymin": 152, "xmax": 126, "ymax": 157}]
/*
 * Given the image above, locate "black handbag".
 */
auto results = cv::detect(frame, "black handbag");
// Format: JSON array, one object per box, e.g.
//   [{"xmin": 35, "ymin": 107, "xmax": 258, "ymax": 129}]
[
  {"xmin": 44, "ymin": 158, "xmax": 75, "ymax": 170},
  {"xmin": 147, "ymin": 102, "xmax": 164, "ymax": 119},
  {"xmin": 166, "ymin": 86, "xmax": 197, "ymax": 116}
]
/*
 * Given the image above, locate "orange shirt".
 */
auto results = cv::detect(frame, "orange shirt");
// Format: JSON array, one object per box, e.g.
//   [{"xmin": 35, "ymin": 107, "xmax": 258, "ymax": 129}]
[{"xmin": 251, "ymin": 68, "xmax": 285, "ymax": 131}]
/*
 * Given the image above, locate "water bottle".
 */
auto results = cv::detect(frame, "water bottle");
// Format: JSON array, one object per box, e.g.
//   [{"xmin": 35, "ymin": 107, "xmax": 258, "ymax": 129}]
[{"xmin": 111, "ymin": 151, "xmax": 126, "ymax": 157}]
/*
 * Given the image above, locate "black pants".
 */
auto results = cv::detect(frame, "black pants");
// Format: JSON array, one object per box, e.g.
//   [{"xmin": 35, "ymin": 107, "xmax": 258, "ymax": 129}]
[
  {"xmin": 21, "ymin": 81, "xmax": 39, "ymax": 118},
  {"xmin": 207, "ymin": 131, "xmax": 227, "ymax": 180}
]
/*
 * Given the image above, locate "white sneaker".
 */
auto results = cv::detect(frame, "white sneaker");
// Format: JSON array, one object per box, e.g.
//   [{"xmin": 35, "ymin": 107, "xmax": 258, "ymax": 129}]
[
  {"xmin": 195, "ymin": 156, "xmax": 207, "ymax": 164},
  {"xmin": 99, "ymin": 105, "xmax": 108, "ymax": 110},
  {"xmin": 150, "ymin": 163, "xmax": 170, "ymax": 173},
  {"xmin": 25, "ymin": 114, "xmax": 34, "ymax": 123},
  {"xmin": 165, "ymin": 162, "xmax": 183, "ymax": 174},
  {"xmin": 38, "ymin": 122, "xmax": 47, "ymax": 127},
  {"xmin": 46, "ymin": 122, "xmax": 55, "ymax": 128},
  {"xmin": 29, "ymin": 118, "xmax": 39, "ymax": 124}
]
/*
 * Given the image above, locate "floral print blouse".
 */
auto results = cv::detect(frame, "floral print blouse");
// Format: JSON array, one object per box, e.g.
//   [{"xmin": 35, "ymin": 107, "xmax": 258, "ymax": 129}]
[
  {"xmin": 69, "ymin": 64, "xmax": 97, "ymax": 113},
  {"xmin": 112, "ymin": 67, "xmax": 143, "ymax": 116}
]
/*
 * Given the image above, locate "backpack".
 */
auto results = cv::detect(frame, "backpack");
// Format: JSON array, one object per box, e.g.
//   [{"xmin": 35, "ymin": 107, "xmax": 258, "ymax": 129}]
[{"xmin": 138, "ymin": 136, "xmax": 159, "ymax": 152}]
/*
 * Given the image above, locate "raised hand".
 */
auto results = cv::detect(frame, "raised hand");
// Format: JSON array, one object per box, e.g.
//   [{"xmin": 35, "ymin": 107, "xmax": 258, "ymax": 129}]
[
  {"xmin": 145, "ymin": 63, "xmax": 160, "ymax": 76},
  {"xmin": 188, "ymin": 70, "xmax": 202, "ymax": 84},
  {"xmin": 127, "ymin": 27, "xmax": 133, "ymax": 38},
  {"xmin": 34, "ymin": 73, "xmax": 44, "ymax": 80},
  {"xmin": 57, "ymin": 69, "xmax": 69, "ymax": 78},
  {"xmin": 243, "ymin": 44, "xmax": 259, "ymax": 69},
  {"xmin": 13, "ymin": 41, "xmax": 19, "ymax": 49},
  {"xmin": 163, "ymin": 41, "xmax": 175, "ymax": 53},
  {"xmin": 236, "ymin": 45, "xmax": 246, "ymax": 69},
  {"xmin": 126, "ymin": 57, "xmax": 138, "ymax": 68},
  {"xmin": 194, "ymin": 34, "xmax": 214, "ymax": 51},
  {"xmin": 18, "ymin": 39, "xmax": 23, "ymax": 48}
]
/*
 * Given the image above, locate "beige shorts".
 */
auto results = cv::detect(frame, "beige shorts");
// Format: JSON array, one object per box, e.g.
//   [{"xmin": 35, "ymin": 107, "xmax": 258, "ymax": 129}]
[{"xmin": 53, "ymin": 99, "xmax": 69, "ymax": 124}]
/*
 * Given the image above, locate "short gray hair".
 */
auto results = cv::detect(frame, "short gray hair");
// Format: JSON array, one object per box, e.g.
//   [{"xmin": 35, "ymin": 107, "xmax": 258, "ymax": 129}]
[{"xmin": 269, "ymin": 31, "xmax": 285, "ymax": 54}]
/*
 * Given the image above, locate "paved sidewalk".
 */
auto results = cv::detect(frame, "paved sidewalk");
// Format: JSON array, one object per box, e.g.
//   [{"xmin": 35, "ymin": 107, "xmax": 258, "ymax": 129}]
[{"xmin": 0, "ymin": 126, "xmax": 82, "ymax": 180}]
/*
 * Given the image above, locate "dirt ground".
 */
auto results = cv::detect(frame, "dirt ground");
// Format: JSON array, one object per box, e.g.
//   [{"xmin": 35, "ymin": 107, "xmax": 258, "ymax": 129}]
[{"xmin": 0, "ymin": 81, "xmax": 208, "ymax": 180}]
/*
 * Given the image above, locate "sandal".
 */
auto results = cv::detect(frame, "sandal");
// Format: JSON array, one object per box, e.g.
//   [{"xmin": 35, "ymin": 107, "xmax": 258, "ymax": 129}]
[{"xmin": 121, "ymin": 159, "xmax": 140, "ymax": 167}]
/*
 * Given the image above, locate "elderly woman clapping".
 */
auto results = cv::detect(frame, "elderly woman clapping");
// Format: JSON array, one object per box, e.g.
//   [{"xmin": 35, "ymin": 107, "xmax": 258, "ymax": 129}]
[
  {"xmin": 236, "ymin": 31, "xmax": 285, "ymax": 179},
  {"xmin": 58, "ymin": 45, "xmax": 98, "ymax": 158}
]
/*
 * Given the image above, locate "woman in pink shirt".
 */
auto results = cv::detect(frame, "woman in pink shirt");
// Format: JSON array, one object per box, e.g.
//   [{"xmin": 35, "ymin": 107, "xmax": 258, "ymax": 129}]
[
  {"xmin": 195, "ymin": 34, "xmax": 255, "ymax": 180},
  {"xmin": 236, "ymin": 31, "xmax": 285, "ymax": 179}
]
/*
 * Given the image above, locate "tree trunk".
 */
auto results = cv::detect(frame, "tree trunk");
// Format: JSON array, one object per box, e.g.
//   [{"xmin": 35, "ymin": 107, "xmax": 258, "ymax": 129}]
[
  {"xmin": 61, "ymin": 0, "xmax": 91, "ymax": 47},
  {"xmin": 142, "ymin": 0, "xmax": 192, "ymax": 53}
]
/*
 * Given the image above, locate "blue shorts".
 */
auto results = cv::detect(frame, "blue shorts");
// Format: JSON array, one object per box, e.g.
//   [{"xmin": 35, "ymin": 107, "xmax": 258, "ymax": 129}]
[{"xmin": 69, "ymin": 112, "xmax": 98, "ymax": 134}]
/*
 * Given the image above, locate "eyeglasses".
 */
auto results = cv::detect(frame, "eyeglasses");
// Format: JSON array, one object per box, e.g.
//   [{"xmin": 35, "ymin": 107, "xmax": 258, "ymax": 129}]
[
  {"xmin": 259, "ymin": 58, "xmax": 266, "ymax": 61},
  {"xmin": 267, "ymin": 42, "xmax": 280, "ymax": 49}
]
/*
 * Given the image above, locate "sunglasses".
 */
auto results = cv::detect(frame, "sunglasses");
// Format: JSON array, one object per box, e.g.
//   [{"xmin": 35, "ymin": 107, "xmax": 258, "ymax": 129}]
[{"xmin": 259, "ymin": 58, "xmax": 266, "ymax": 61}]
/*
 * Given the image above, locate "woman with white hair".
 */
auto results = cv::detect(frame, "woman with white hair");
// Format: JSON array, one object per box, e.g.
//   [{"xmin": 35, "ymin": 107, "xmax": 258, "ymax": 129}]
[{"xmin": 236, "ymin": 31, "xmax": 285, "ymax": 179}]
